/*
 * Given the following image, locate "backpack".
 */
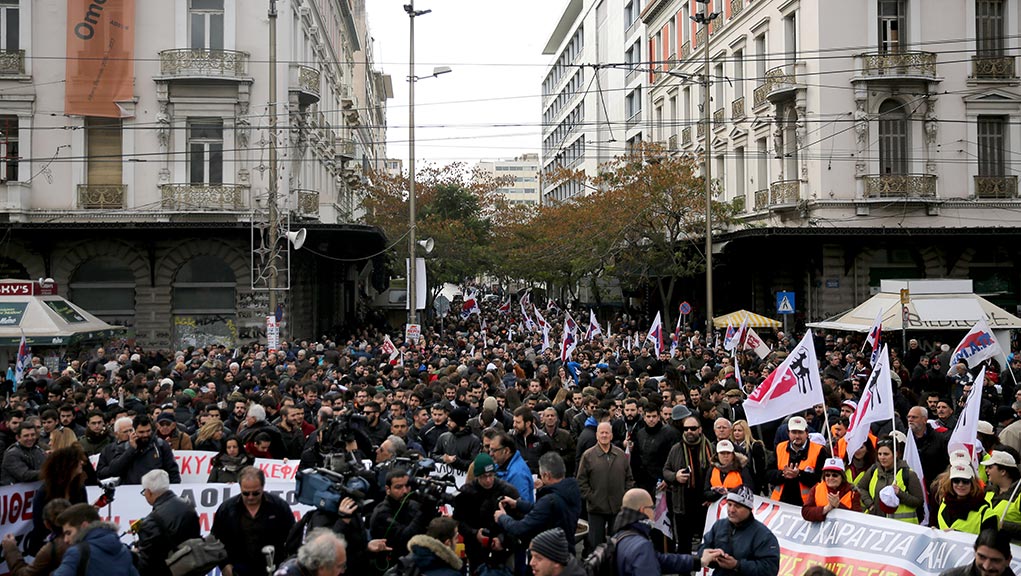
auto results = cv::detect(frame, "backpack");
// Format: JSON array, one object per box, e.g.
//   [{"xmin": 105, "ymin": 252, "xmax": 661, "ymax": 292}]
[
  {"xmin": 381, "ymin": 553, "xmax": 421, "ymax": 576},
  {"xmin": 164, "ymin": 535, "xmax": 228, "ymax": 576},
  {"xmin": 581, "ymin": 530, "xmax": 640, "ymax": 576}
]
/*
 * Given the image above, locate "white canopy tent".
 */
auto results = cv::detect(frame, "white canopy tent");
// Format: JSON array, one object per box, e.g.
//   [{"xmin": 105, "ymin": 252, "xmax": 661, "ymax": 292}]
[{"xmin": 808, "ymin": 279, "xmax": 1021, "ymax": 333}]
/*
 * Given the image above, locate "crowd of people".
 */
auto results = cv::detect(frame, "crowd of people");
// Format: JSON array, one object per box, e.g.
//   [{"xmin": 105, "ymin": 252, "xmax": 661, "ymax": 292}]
[{"xmin": 0, "ymin": 295, "xmax": 1019, "ymax": 576}]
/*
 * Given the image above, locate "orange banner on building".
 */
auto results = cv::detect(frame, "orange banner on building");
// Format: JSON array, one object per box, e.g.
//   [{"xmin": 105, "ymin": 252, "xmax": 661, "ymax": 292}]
[{"xmin": 65, "ymin": 0, "xmax": 135, "ymax": 117}]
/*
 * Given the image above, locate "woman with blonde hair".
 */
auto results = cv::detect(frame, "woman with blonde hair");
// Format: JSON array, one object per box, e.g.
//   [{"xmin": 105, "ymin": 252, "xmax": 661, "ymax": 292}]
[
  {"xmin": 47, "ymin": 427, "xmax": 78, "ymax": 451},
  {"xmin": 194, "ymin": 419, "xmax": 224, "ymax": 452},
  {"xmin": 935, "ymin": 464, "xmax": 990, "ymax": 534},
  {"xmin": 731, "ymin": 419, "xmax": 767, "ymax": 493}
]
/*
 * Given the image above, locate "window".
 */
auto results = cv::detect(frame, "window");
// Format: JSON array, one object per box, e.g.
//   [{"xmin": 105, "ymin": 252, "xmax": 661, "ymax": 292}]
[
  {"xmin": 86, "ymin": 117, "xmax": 122, "ymax": 186},
  {"xmin": 754, "ymin": 34, "xmax": 767, "ymax": 81},
  {"xmin": 0, "ymin": 115, "xmax": 17, "ymax": 182},
  {"xmin": 190, "ymin": 0, "xmax": 224, "ymax": 51},
  {"xmin": 70, "ymin": 257, "xmax": 135, "ymax": 320},
  {"xmin": 977, "ymin": 116, "xmax": 1007, "ymax": 177},
  {"xmin": 878, "ymin": 100, "xmax": 908, "ymax": 174},
  {"xmin": 626, "ymin": 87, "xmax": 642, "ymax": 118},
  {"xmin": 714, "ymin": 63, "xmax": 724, "ymax": 111},
  {"xmin": 682, "ymin": 3, "xmax": 689, "ymax": 44},
  {"xmin": 0, "ymin": 1, "xmax": 18, "ymax": 52},
  {"xmin": 668, "ymin": 20, "xmax": 676, "ymax": 56},
  {"xmin": 669, "ymin": 97, "xmax": 677, "ymax": 139},
  {"xmin": 878, "ymin": 0, "xmax": 905, "ymax": 52},
  {"xmin": 784, "ymin": 13, "xmax": 797, "ymax": 64},
  {"xmin": 683, "ymin": 87, "xmax": 691, "ymax": 124},
  {"xmin": 735, "ymin": 146, "xmax": 745, "ymax": 197},
  {"xmin": 655, "ymin": 105, "xmax": 663, "ymax": 140},
  {"xmin": 172, "ymin": 255, "xmax": 236, "ymax": 313},
  {"xmin": 733, "ymin": 50, "xmax": 744, "ymax": 101},
  {"xmin": 188, "ymin": 119, "xmax": 223, "ymax": 184},
  {"xmin": 976, "ymin": 0, "xmax": 1005, "ymax": 55}
]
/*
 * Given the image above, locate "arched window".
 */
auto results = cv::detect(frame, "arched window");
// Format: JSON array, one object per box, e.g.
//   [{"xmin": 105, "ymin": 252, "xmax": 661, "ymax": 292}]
[
  {"xmin": 69, "ymin": 257, "xmax": 135, "ymax": 321},
  {"xmin": 784, "ymin": 106, "xmax": 799, "ymax": 180},
  {"xmin": 172, "ymin": 255, "xmax": 235, "ymax": 313},
  {"xmin": 878, "ymin": 100, "xmax": 908, "ymax": 175}
]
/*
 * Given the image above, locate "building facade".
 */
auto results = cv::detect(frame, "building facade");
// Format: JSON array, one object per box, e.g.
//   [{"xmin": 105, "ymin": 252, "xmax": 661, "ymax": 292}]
[
  {"xmin": 476, "ymin": 153, "xmax": 541, "ymax": 207},
  {"xmin": 541, "ymin": 0, "xmax": 649, "ymax": 204},
  {"xmin": 0, "ymin": 0, "xmax": 391, "ymax": 350},
  {"xmin": 641, "ymin": 0, "xmax": 1021, "ymax": 323}
]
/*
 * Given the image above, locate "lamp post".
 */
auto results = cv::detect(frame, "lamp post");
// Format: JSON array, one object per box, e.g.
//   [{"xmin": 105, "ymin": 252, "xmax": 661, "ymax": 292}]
[
  {"xmin": 268, "ymin": 0, "xmax": 279, "ymax": 323},
  {"xmin": 404, "ymin": 2, "xmax": 449, "ymax": 329},
  {"xmin": 692, "ymin": 0, "xmax": 719, "ymax": 336}
]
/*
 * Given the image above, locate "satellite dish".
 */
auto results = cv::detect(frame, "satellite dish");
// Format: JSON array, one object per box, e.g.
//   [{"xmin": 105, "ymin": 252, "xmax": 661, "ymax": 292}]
[
  {"xmin": 417, "ymin": 238, "xmax": 434, "ymax": 254},
  {"xmin": 286, "ymin": 229, "xmax": 307, "ymax": 250}
]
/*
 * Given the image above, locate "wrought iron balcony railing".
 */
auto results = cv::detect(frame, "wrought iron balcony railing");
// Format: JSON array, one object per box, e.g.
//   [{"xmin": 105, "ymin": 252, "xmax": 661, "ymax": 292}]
[
  {"xmin": 974, "ymin": 175, "xmax": 1018, "ymax": 198},
  {"xmin": 731, "ymin": 0, "xmax": 744, "ymax": 18},
  {"xmin": 769, "ymin": 179, "xmax": 800, "ymax": 205},
  {"xmin": 77, "ymin": 185, "xmax": 125, "ymax": 209},
  {"xmin": 753, "ymin": 188, "xmax": 769, "ymax": 211},
  {"xmin": 0, "ymin": 50, "xmax": 25, "ymax": 75},
  {"xmin": 731, "ymin": 97, "xmax": 745, "ymax": 119},
  {"xmin": 860, "ymin": 51, "xmax": 937, "ymax": 79},
  {"xmin": 295, "ymin": 189, "xmax": 320, "ymax": 218},
  {"xmin": 682, "ymin": 127, "xmax": 691, "ymax": 146},
  {"xmin": 159, "ymin": 49, "xmax": 249, "ymax": 78},
  {"xmin": 972, "ymin": 55, "xmax": 1017, "ymax": 80},
  {"xmin": 160, "ymin": 183, "xmax": 248, "ymax": 210},
  {"xmin": 863, "ymin": 174, "xmax": 937, "ymax": 198},
  {"xmin": 713, "ymin": 107, "xmax": 725, "ymax": 128},
  {"xmin": 291, "ymin": 64, "xmax": 321, "ymax": 104},
  {"xmin": 732, "ymin": 194, "xmax": 746, "ymax": 213},
  {"xmin": 753, "ymin": 83, "xmax": 769, "ymax": 108}
]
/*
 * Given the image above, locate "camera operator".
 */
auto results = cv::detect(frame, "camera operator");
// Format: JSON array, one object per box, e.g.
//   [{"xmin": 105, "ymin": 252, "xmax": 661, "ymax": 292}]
[
  {"xmin": 369, "ymin": 468, "xmax": 437, "ymax": 574},
  {"xmin": 432, "ymin": 407, "xmax": 480, "ymax": 472},
  {"xmin": 453, "ymin": 453, "xmax": 519, "ymax": 575},
  {"xmin": 285, "ymin": 494, "xmax": 390, "ymax": 575}
]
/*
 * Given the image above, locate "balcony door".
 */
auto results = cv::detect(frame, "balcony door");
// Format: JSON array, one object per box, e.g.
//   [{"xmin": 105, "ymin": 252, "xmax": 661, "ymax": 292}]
[
  {"xmin": 190, "ymin": 0, "xmax": 224, "ymax": 51},
  {"xmin": 86, "ymin": 117, "xmax": 123, "ymax": 186},
  {"xmin": 878, "ymin": 0, "xmax": 905, "ymax": 53},
  {"xmin": 878, "ymin": 100, "xmax": 908, "ymax": 175}
]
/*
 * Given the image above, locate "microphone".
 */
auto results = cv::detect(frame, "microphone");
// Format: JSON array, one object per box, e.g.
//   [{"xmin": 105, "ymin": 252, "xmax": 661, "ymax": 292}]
[{"xmin": 262, "ymin": 546, "xmax": 276, "ymax": 573}]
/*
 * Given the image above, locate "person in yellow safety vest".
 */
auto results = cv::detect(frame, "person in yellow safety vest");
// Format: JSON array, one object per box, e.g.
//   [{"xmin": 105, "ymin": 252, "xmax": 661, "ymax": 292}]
[
  {"xmin": 703, "ymin": 440, "xmax": 754, "ymax": 503},
  {"xmin": 802, "ymin": 458, "xmax": 862, "ymax": 522},
  {"xmin": 767, "ymin": 416, "xmax": 828, "ymax": 506},
  {"xmin": 937, "ymin": 464, "xmax": 990, "ymax": 535},
  {"xmin": 982, "ymin": 449, "xmax": 1021, "ymax": 541},
  {"xmin": 977, "ymin": 420, "xmax": 999, "ymax": 485},
  {"xmin": 844, "ymin": 440, "xmax": 876, "ymax": 486},
  {"xmin": 855, "ymin": 436, "xmax": 924, "ymax": 524},
  {"xmin": 830, "ymin": 418, "xmax": 849, "ymax": 461}
]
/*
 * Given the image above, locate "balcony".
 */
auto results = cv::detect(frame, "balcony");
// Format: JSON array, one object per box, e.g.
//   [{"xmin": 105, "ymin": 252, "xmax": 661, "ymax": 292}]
[
  {"xmin": 974, "ymin": 175, "xmax": 1018, "ymax": 198},
  {"xmin": 335, "ymin": 137, "xmax": 356, "ymax": 160},
  {"xmin": 159, "ymin": 49, "xmax": 249, "ymax": 80},
  {"xmin": 732, "ymin": 194, "xmax": 746, "ymax": 213},
  {"xmin": 682, "ymin": 127, "xmax": 691, "ymax": 146},
  {"xmin": 764, "ymin": 65, "xmax": 798, "ymax": 102},
  {"xmin": 695, "ymin": 28, "xmax": 707, "ymax": 48},
  {"xmin": 626, "ymin": 109, "xmax": 642, "ymax": 129},
  {"xmin": 731, "ymin": 97, "xmax": 745, "ymax": 120},
  {"xmin": 0, "ymin": 50, "xmax": 24, "ymax": 75},
  {"xmin": 626, "ymin": 67, "xmax": 641, "ymax": 84},
  {"xmin": 972, "ymin": 55, "xmax": 1017, "ymax": 80},
  {"xmin": 713, "ymin": 107, "xmax": 725, "ymax": 129},
  {"xmin": 160, "ymin": 183, "xmax": 248, "ymax": 210},
  {"xmin": 769, "ymin": 179, "xmax": 800, "ymax": 205},
  {"xmin": 290, "ymin": 64, "xmax": 321, "ymax": 106},
  {"xmin": 858, "ymin": 51, "xmax": 937, "ymax": 83},
  {"xmin": 731, "ymin": 0, "xmax": 744, "ymax": 18},
  {"xmin": 863, "ymin": 174, "xmax": 937, "ymax": 198},
  {"xmin": 668, "ymin": 134, "xmax": 677, "ymax": 150},
  {"xmin": 294, "ymin": 189, "xmax": 320, "ymax": 219},
  {"xmin": 753, "ymin": 188, "xmax": 769, "ymax": 211},
  {"xmin": 753, "ymin": 83, "xmax": 769, "ymax": 109},
  {"xmin": 697, "ymin": 121, "xmax": 705, "ymax": 139},
  {"xmin": 681, "ymin": 41, "xmax": 690, "ymax": 60},
  {"xmin": 77, "ymin": 185, "xmax": 126, "ymax": 209}
]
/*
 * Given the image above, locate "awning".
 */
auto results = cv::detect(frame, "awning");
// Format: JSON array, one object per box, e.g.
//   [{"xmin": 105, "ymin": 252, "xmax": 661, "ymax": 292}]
[
  {"xmin": 713, "ymin": 309, "xmax": 783, "ymax": 329},
  {"xmin": 0, "ymin": 280, "xmax": 125, "ymax": 346},
  {"xmin": 807, "ymin": 279, "xmax": 1021, "ymax": 332}
]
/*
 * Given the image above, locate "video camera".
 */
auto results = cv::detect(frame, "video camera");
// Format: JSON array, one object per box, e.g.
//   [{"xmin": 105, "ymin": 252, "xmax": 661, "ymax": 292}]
[
  {"xmin": 295, "ymin": 451, "xmax": 374, "ymax": 513},
  {"xmin": 383, "ymin": 455, "xmax": 458, "ymax": 507}
]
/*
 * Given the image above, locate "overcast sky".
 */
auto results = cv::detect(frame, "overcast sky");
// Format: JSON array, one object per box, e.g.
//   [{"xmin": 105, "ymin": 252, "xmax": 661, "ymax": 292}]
[{"xmin": 365, "ymin": 1, "xmax": 566, "ymax": 169}]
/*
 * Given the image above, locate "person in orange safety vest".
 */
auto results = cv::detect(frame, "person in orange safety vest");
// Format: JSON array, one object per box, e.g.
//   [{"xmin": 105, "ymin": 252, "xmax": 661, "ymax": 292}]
[
  {"xmin": 704, "ymin": 440, "xmax": 754, "ymax": 503},
  {"xmin": 767, "ymin": 416, "xmax": 829, "ymax": 506},
  {"xmin": 801, "ymin": 457, "xmax": 862, "ymax": 522}
]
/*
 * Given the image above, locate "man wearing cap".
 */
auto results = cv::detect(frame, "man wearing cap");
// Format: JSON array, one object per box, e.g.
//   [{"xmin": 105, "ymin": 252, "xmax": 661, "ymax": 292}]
[
  {"xmin": 155, "ymin": 412, "xmax": 193, "ymax": 451},
  {"xmin": 454, "ymin": 453, "xmax": 519, "ymax": 574},
  {"xmin": 528, "ymin": 528, "xmax": 585, "ymax": 576},
  {"xmin": 768, "ymin": 415, "xmax": 828, "ymax": 506},
  {"xmin": 705, "ymin": 440, "xmax": 753, "ymax": 502},
  {"xmin": 939, "ymin": 527, "xmax": 1015, "ymax": 576},
  {"xmin": 577, "ymin": 422, "xmax": 634, "ymax": 551},
  {"xmin": 612, "ymin": 488, "xmax": 722, "ymax": 576},
  {"xmin": 983, "ymin": 450, "xmax": 1021, "ymax": 540},
  {"xmin": 801, "ymin": 458, "xmax": 861, "ymax": 522},
  {"xmin": 724, "ymin": 389, "xmax": 745, "ymax": 422},
  {"xmin": 433, "ymin": 407, "xmax": 481, "ymax": 473},
  {"xmin": 698, "ymin": 487, "xmax": 780, "ymax": 576}
]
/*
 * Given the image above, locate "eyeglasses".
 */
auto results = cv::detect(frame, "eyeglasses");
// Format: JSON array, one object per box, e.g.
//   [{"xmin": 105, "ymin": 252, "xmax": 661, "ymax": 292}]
[
  {"xmin": 683, "ymin": 426, "xmax": 700, "ymax": 431},
  {"xmin": 951, "ymin": 478, "xmax": 972, "ymax": 485},
  {"xmin": 822, "ymin": 472, "xmax": 842, "ymax": 478},
  {"xmin": 363, "ymin": 411, "xmax": 378, "ymax": 416},
  {"xmin": 139, "ymin": 488, "xmax": 148, "ymax": 496},
  {"xmin": 241, "ymin": 490, "xmax": 263, "ymax": 497}
]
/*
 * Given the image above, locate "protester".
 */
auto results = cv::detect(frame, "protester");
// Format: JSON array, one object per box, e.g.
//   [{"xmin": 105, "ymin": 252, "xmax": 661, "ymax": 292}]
[
  {"xmin": 99, "ymin": 415, "xmax": 181, "ymax": 485},
  {"xmin": 935, "ymin": 465, "xmax": 991, "ymax": 535},
  {"xmin": 273, "ymin": 529, "xmax": 347, "ymax": 576},
  {"xmin": 938, "ymin": 528, "xmax": 1015, "ymax": 576},
  {"xmin": 577, "ymin": 421, "xmax": 634, "ymax": 550},
  {"xmin": 704, "ymin": 440, "xmax": 753, "ymax": 502},
  {"xmin": 0, "ymin": 423, "xmax": 45, "ymax": 485},
  {"xmin": 406, "ymin": 517, "xmax": 462, "ymax": 576},
  {"xmin": 527, "ymin": 528, "xmax": 586, "ymax": 576},
  {"xmin": 1, "ymin": 498, "xmax": 72, "ymax": 576},
  {"xmin": 856, "ymin": 437, "xmax": 924, "ymax": 524},
  {"xmin": 613, "ymin": 488, "xmax": 722, "ymax": 576},
  {"xmin": 453, "ymin": 453, "xmax": 519, "ymax": 575},
  {"xmin": 769, "ymin": 416, "xmax": 828, "ymax": 506},
  {"xmin": 983, "ymin": 449, "xmax": 1021, "ymax": 539},
  {"xmin": 208, "ymin": 437, "xmax": 253, "ymax": 483},
  {"xmin": 51, "ymin": 503, "xmax": 138, "ymax": 576},
  {"xmin": 26, "ymin": 445, "xmax": 89, "ymax": 555},
  {"xmin": 494, "ymin": 452, "xmax": 582, "ymax": 548},
  {"xmin": 698, "ymin": 487, "xmax": 780, "ymax": 576},
  {"xmin": 731, "ymin": 419, "xmax": 767, "ymax": 493},
  {"xmin": 134, "ymin": 470, "xmax": 201, "ymax": 576},
  {"xmin": 490, "ymin": 431, "xmax": 534, "ymax": 503},
  {"xmin": 663, "ymin": 415, "xmax": 713, "ymax": 552},
  {"xmin": 802, "ymin": 458, "xmax": 861, "ymax": 522},
  {"xmin": 211, "ymin": 466, "xmax": 295, "ymax": 576}
]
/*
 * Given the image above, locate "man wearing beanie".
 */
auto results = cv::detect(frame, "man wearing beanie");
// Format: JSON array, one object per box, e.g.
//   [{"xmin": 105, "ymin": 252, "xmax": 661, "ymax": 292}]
[
  {"xmin": 613, "ymin": 488, "xmax": 722, "ymax": 576},
  {"xmin": 528, "ymin": 528, "xmax": 585, "ymax": 576},
  {"xmin": 698, "ymin": 487, "xmax": 780, "ymax": 576},
  {"xmin": 433, "ymin": 407, "xmax": 481, "ymax": 472},
  {"xmin": 453, "ymin": 453, "xmax": 520, "ymax": 574}
]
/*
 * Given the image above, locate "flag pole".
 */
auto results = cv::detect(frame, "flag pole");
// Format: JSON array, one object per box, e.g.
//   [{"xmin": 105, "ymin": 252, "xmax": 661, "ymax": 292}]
[
  {"xmin": 823, "ymin": 401, "xmax": 834, "ymax": 458},
  {"xmin": 891, "ymin": 421, "xmax": 898, "ymax": 479}
]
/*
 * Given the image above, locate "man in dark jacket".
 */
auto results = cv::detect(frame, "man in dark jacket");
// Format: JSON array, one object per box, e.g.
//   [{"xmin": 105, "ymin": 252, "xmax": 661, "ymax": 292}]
[
  {"xmin": 541, "ymin": 407, "xmax": 575, "ymax": 475},
  {"xmin": 938, "ymin": 528, "xmax": 1015, "ymax": 576},
  {"xmin": 99, "ymin": 415, "xmax": 181, "ymax": 485},
  {"xmin": 511, "ymin": 407, "xmax": 552, "ymax": 474},
  {"xmin": 238, "ymin": 405, "xmax": 287, "ymax": 459},
  {"xmin": 134, "ymin": 470, "xmax": 200, "ymax": 576},
  {"xmin": 698, "ymin": 487, "xmax": 780, "ymax": 576},
  {"xmin": 273, "ymin": 528, "xmax": 347, "ymax": 576},
  {"xmin": 370, "ymin": 468, "xmax": 436, "ymax": 572},
  {"xmin": 52, "ymin": 503, "xmax": 139, "ymax": 576},
  {"xmin": 662, "ymin": 415, "xmax": 714, "ymax": 552},
  {"xmin": 631, "ymin": 403, "xmax": 680, "ymax": 499},
  {"xmin": 407, "ymin": 518, "xmax": 462, "ymax": 576},
  {"xmin": 433, "ymin": 407, "xmax": 481, "ymax": 472},
  {"xmin": 212, "ymin": 467, "xmax": 295, "ymax": 576},
  {"xmin": 494, "ymin": 452, "xmax": 582, "ymax": 548},
  {"xmin": 613, "ymin": 489, "xmax": 721, "ymax": 576},
  {"xmin": 907, "ymin": 405, "xmax": 949, "ymax": 486},
  {"xmin": 0, "ymin": 423, "xmax": 45, "ymax": 485},
  {"xmin": 528, "ymin": 528, "xmax": 586, "ymax": 576},
  {"xmin": 454, "ymin": 453, "xmax": 520, "ymax": 574}
]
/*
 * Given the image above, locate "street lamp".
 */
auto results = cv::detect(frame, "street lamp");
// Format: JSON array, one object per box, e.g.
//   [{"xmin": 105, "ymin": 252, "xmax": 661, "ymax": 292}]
[
  {"xmin": 692, "ymin": 0, "xmax": 719, "ymax": 335},
  {"xmin": 405, "ymin": 2, "xmax": 450, "ymax": 331}
]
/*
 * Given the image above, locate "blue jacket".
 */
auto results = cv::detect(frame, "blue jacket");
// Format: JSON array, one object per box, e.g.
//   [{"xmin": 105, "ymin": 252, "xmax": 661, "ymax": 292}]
[
  {"xmin": 615, "ymin": 521, "xmax": 699, "ymax": 576},
  {"xmin": 698, "ymin": 515, "xmax": 780, "ymax": 576},
  {"xmin": 498, "ymin": 450, "xmax": 534, "ymax": 503},
  {"xmin": 497, "ymin": 477, "xmax": 582, "ymax": 547},
  {"xmin": 52, "ymin": 522, "xmax": 138, "ymax": 576}
]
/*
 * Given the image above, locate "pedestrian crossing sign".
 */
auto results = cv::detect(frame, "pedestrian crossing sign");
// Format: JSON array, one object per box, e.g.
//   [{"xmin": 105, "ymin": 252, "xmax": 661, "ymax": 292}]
[{"xmin": 777, "ymin": 291, "xmax": 795, "ymax": 315}]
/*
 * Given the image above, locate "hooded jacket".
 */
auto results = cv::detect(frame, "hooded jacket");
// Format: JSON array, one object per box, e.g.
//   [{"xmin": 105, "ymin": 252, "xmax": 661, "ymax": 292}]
[
  {"xmin": 51, "ymin": 522, "xmax": 139, "ymax": 576},
  {"xmin": 497, "ymin": 449, "xmax": 535, "ymax": 504},
  {"xmin": 433, "ymin": 426, "xmax": 481, "ymax": 472},
  {"xmin": 698, "ymin": 513, "xmax": 780, "ymax": 576},
  {"xmin": 497, "ymin": 477, "xmax": 582, "ymax": 547},
  {"xmin": 407, "ymin": 534, "xmax": 462, "ymax": 576},
  {"xmin": 613, "ymin": 508, "xmax": 700, "ymax": 576}
]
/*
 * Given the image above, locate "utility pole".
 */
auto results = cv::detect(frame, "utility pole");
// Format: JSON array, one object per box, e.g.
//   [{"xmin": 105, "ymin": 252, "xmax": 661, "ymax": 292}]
[
  {"xmin": 693, "ymin": 0, "xmax": 718, "ymax": 336},
  {"xmin": 406, "ymin": 1, "xmax": 424, "ymax": 328},
  {"xmin": 268, "ymin": 0, "xmax": 279, "ymax": 319}
]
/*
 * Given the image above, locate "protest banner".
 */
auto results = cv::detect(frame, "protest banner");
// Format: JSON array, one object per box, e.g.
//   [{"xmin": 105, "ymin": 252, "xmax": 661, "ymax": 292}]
[
  {"xmin": 0, "ymin": 482, "xmax": 42, "ymax": 576},
  {"xmin": 89, "ymin": 451, "xmax": 302, "ymax": 484},
  {"xmin": 704, "ymin": 495, "xmax": 1021, "ymax": 575}
]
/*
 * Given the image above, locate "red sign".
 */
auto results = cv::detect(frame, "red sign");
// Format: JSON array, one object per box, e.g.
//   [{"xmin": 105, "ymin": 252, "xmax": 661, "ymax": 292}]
[{"xmin": 0, "ymin": 281, "xmax": 58, "ymax": 296}]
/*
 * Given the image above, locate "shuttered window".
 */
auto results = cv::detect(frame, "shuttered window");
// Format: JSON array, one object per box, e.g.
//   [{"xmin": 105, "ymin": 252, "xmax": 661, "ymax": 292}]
[
  {"xmin": 86, "ymin": 117, "xmax": 123, "ymax": 186},
  {"xmin": 978, "ymin": 116, "xmax": 1006, "ymax": 177},
  {"xmin": 879, "ymin": 100, "xmax": 908, "ymax": 175},
  {"xmin": 976, "ymin": 0, "xmax": 1005, "ymax": 55}
]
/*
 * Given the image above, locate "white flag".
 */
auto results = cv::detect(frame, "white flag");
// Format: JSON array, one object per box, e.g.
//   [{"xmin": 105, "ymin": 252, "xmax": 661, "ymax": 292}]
[
  {"xmin": 844, "ymin": 345, "xmax": 895, "ymax": 458},
  {"xmin": 903, "ymin": 424, "xmax": 930, "ymax": 526},
  {"xmin": 561, "ymin": 317, "xmax": 577, "ymax": 362},
  {"xmin": 380, "ymin": 335, "xmax": 399, "ymax": 361},
  {"xmin": 948, "ymin": 319, "xmax": 1002, "ymax": 372},
  {"xmin": 743, "ymin": 327, "xmax": 772, "ymax": 360},
  {"xmin": 646, "ymin": 312, "xmax": 664, "ymax": 356},
  {"xmin": 724, "ymin": 317, "xmax": 749, "ymax": 352},
  {"xmin": 585, "ymin": 309, "xmax": 602, "ymax": 340},
  {"xmin": 743, "ymin": 330, "xmax": 825, "ymax": 426},
  {"xmin": 948, "ymin": 367, "xmax": 986, "ymax": 466}
]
